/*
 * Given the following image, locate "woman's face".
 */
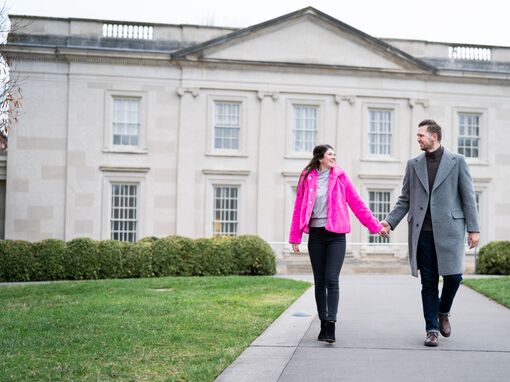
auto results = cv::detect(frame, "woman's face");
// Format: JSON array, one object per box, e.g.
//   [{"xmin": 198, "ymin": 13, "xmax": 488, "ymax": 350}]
[{"xmin": 319, "ymin": 148, "xmax": 336, "ymax": 169}]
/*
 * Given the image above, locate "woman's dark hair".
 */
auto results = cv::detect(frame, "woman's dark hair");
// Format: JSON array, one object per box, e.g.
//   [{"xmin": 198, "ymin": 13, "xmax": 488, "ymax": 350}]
[{"xmin": 297, "ymin": 144, "xmax": 334, "ymax": 192}]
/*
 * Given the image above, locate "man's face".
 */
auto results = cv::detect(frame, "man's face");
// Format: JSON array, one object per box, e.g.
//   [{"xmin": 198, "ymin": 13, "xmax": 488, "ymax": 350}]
[{"xmin": 416, "ymin": 125, "xmax": 436, "ymax": 151}]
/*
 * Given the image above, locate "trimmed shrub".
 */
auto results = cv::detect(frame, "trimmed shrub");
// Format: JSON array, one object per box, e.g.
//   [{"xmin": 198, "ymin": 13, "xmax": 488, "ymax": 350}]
[
  {"xmin": 0, "ymin": 240, "xmax": 34, "ymax": 282},
  {"xmin": 121, "ymin": 241, "xmax": 153, "ymax": 278},
  {"xmin": 232, "ymin": 235, "xmax": 276, "ymax": 275},
  {"xmin": 97, "ymin": 240, "xmax": 125, "ymax": 279},
  {"xmin": 138, "ymin": 236, "xmax": 159, "ymax": 244},
  {"xmin": 64, "ymin": 238, "xmax": 99, "ymax": 280},
  {"xmin": 33, "ymin": 239, "xmax": 66, "ymax": 281},
  {"xmin": 195, "ymin": 237, "xmax": 235, "ymax": 276},
  {"xmin": 477, "ymin": 241, "xmax": 510, "ymax": 275},
  {"xmin": 153, "ymin": 236, "xmax": 197, "ymax": 276}
]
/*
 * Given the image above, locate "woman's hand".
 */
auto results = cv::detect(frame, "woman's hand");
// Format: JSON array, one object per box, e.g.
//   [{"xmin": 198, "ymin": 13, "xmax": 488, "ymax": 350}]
[{"xmin": 292, "ymin": 244, "xmax": 300, "ymax": 253}]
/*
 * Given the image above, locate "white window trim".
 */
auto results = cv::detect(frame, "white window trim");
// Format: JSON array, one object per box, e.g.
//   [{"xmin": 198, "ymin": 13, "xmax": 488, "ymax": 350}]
[
  {"xmin": 104, "ymin": 90, "xmax": 148, "ymax": 153},
  {"xmin": 359, "ymin": 177, "xmax": 406, "ymax": 257},
  {"xmin": 466, "ymin": 182, "xmax": 489, "ymax": 255},
  {"xmin": 361, "ymin": 102, "xmax": 399, "ymax": 161},
  {"xmin": 285, "ymin": 98, "xmax": 325, "ymax": 159},
  {"xmin": 101, "ymin": 172, "xmax": 146, "ymax": 240},
  {"xmin": 367, "ymin": 189, "xmax": 392, "ymax": 244},
  {"xmin": 452, "ymin": 107, "xmax": 488, "ymax": 165},
  {"xmin": 204, "ymin": 175, "xmax": 247, "ymax": 237},
  {"xmin": 206, "ymin": 94, "xmax": 248, "ymax": 157}
]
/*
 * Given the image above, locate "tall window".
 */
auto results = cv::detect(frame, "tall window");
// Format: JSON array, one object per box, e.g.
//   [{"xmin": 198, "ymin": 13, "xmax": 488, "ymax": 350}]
[
  {"xmin": 113, "ymin": 97, "xmax": 140, "ymax": 146},
  {"xmin": 368, "ymin": 110, "xmax": 392, "ymax": 155},
  {"xmin": 214, "ymin": 102, "xmax": 240, "ymax": 150},
  {"xmin": 458, "ymin": 113, "xmax": 480, "ymax": 158},
  {"xmin": 293, "ymin": 105, "xmax": 317, "ymax": 153},
  {"xmin": 368, "ymin": 190, "xmax": 391, "ymax": 243},
  {"xmin": 213, "ymin": 186, "xmax": 239, "ymax": 236},
  {"xmin": 111, "ymin": 184, "xmax": 138, "ymax": 242}
]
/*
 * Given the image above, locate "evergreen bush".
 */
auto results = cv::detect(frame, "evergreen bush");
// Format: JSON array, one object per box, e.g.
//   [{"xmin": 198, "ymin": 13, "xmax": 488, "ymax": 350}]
[{"xmin": 477, "ymin": 241, "xmax": 510, "ymax": 275}]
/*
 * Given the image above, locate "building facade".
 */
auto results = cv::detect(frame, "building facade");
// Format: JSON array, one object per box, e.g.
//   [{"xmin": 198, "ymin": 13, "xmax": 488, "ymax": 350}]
[{"xmin": 3, "ymin": 7, "xmax": 510, "ymax": 261}]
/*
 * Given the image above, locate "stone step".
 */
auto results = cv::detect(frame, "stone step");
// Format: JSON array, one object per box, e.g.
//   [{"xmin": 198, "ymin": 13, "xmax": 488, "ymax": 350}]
[{"xmin": 277, "ymin": 254, "xmax": 476, "ymax": 275}]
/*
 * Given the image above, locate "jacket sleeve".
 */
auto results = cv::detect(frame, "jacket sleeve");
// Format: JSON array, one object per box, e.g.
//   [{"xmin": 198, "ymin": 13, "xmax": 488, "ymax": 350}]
[
  {"xmin": 289, "ymin": 173, "xmax": 305, "ymax": 244},
  {"xmin": 344, "ymin": 173, "xmax": 383, "ymax": 234},
  {"xmin": 458, "ymin": 156, "xmax": 480, "ymax": 232},
  {"xmin": 385, "ymin": 161, "xmax": 411, "ymax": 230}
]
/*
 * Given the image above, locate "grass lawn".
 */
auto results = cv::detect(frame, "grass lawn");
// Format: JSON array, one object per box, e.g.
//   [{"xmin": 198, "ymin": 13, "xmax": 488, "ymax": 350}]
[
  {"xmin": 463, "ymin": 276, "xmax": 510, "ymax": 309},
  {"xmin": 0, "ymin": 276, "xmax": 311, "ymax": 382}
]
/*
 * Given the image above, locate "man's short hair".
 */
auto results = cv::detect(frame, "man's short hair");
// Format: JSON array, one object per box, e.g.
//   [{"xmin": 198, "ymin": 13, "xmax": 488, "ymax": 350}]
[{"xmin": 418, "ymin": 119, "xmax": 442, "ymax": 142}]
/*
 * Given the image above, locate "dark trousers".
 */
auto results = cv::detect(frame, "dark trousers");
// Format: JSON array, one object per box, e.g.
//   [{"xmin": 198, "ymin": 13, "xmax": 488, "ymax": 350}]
[
  {"xmin": 417, "ymin": 231, "xmax": 462, "ymax": 333},
  {"xmin": 307, "ymin": 227, "xmax": 346, "ymax": 322}
]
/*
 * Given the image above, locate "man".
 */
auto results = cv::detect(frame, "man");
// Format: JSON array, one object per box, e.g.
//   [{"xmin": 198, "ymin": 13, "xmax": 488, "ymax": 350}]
[{"xmin": 381, "ymin": 119, "xmax": 479, "ymax": 347}]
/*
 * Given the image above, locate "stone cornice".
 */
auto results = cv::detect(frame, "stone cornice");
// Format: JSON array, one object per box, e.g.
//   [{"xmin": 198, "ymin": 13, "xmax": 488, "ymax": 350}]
[
  {"xmin": 358, "ymin": 174, "xmax": 402, "ymax": 180},
  {"xmin": 202, "ymin": 169, "xmax": 250, "ymax": 176},
  {"xmin": 99, "ymin": 166, "xmax": 150, "ymax": 173},
  {"xmin": 3, "ymin": 45, "xmax": 173, "ymax": 66}
]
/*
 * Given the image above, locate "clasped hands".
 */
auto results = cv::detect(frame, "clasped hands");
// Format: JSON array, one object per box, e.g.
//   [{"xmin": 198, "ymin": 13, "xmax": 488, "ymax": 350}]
[{"xmin": 378, "ymin": 220, "xmax": 391, "ymax": 238}]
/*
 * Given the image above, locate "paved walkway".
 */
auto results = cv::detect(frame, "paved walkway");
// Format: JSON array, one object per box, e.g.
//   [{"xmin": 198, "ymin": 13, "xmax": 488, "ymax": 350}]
[{"xmin": 216, "ymin": 275, "xmax": 510, "ymax": 382}]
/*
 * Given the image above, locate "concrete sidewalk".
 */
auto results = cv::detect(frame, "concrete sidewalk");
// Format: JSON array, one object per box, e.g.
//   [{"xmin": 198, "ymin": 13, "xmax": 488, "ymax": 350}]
[{"xmin": 216, "ymin": 275, "xmax": 510, "ymax": 382}]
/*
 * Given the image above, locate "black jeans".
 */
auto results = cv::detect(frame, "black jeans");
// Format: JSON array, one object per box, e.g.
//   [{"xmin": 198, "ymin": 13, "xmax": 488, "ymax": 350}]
[
  {"xmin": 307, "ymin": 227, "xmax": 346, "ymax": 322},
  {"xmin": 417, "ymin": 231, "xmax": 463, "ymax": 333}
]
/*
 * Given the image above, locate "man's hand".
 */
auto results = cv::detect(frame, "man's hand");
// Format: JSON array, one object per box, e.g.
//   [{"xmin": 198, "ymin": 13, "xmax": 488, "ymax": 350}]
[
  {"xmin": 379, "ymin": 220, "xmax": 391, "ymax": 237},
  {"xmin": 291, "ymin": 244, "xmax": 300, "ymax": 253},
  {"xmin": 468, "ymin": 232, "xmax": 480, "ymax": 249}
]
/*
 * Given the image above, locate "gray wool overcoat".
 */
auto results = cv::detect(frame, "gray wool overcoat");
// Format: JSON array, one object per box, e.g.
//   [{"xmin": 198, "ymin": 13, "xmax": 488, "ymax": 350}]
[{"xmin": 386, "ymin": 148, "xmax": 480, "ymax": 277}]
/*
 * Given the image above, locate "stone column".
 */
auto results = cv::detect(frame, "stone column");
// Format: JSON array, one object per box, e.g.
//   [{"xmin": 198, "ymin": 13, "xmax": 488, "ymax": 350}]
[
  {"xmin": 334, "ymin": 95, "xmax": 356, "ymax": 174},
  {"xmin": 175, "ymin": 87, "xmax": 200, "ymax": 237},
  {"xmin": 409, "ymin": 99, "xmax": 429, "ymax": 157},
  {"xmin": 256, "ymin": 91, "xmax": 279, "ymax": 241}
]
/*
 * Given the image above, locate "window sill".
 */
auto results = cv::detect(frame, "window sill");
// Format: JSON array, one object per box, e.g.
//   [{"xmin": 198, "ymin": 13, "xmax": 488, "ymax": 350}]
[
  {"xmin": 103, "ymin": 148, "xmax": 148, "ymax": 155},
  {"xmin": 205, "ymin": 151, "xmax": 248, "ymax": 158},
  {"xmin": 360, "ymin": 157, "xmax": 400, "ymax": 163},
  {"xmin": 465, "ymin": 159, "xmax": 489, "ymax": 166},
  {"xmin": 284, "ymin": 153, "xmax": 312, "ymax": 160}
]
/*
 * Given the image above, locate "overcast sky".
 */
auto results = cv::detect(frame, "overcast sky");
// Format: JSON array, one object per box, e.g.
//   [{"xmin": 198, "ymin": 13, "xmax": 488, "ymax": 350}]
[{"xmin": 7, "ymin": 0, "xmax": 510, "ymax": 47}]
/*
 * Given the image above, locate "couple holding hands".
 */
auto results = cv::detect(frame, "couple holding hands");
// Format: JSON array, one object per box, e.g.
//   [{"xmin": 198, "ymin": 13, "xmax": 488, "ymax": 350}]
[{"xmin": 289, "ymin": 120, "xmax": 480, "ymax": 347}]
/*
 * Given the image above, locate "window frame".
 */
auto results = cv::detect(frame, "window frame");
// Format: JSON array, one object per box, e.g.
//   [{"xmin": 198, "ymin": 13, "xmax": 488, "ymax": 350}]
[
  {"xmin": 110, "ymin": 183, "xmax": 139, "ymax": 242},
  {"xmin": 361, "ymin": 101, "xmax": 401, "ymax": 162},
  {"xmin": 204, "ymin": 175, "xmax": 247, "ymax": 237},
  {"xmin": 367, "ymin": 189, "xmax": 392, "ymax": 244},
  {"xmin": 452, "ymin": 108, "xmax": 488, "ymax": 164},
  {"xmin": 101, "ymin": 172, "xmax": 146, "ymax": 240},
  {"xmin": 103, "ymin": 90, "xmax": 147, "ymax": 154},
  {"xmin": 367, "ymin": 109, "xmax": 393, "ymax": 157},
  {"xmin": 285, "ymin": 98, "xmax": 325, "ymax": 159},
  {"xmin": 206, "ymin": 95, "xmax": 248, "ymax": 157}
]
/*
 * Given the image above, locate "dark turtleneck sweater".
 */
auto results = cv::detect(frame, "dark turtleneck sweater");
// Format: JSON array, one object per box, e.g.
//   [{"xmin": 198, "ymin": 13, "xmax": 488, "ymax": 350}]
[{"xmin": 422, "ymin": 146, "xmax": 444, "ymax": 231}]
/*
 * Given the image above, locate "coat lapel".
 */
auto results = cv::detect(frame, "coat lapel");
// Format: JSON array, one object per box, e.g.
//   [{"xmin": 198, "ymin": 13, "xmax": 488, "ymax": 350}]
[
  {"xmin": 432, "ymin": 149, "xmax": 456, "ymax": 193},
  {"xmin": 413, "ymin": 154, "xmax": 429, "ymax": 194}
]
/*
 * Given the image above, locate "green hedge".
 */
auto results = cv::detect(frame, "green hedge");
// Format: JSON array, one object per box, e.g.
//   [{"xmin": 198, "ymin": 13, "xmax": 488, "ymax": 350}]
[
  {"xmin": 0, "ymin": 235, "xmax": 276, "ymax": 282},
  {"xmin": 476, "ymin": 241, "xmax": 510, "ymax": 275}
]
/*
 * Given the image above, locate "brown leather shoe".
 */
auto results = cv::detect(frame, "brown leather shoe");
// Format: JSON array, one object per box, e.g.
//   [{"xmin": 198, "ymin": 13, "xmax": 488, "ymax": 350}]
[
  {"xmin": 424, "ymin": 332, "xmax": 438, "ymax": 347},
  {"xmin": 439, "ymin": 313, "xmax": 451, "ymax": 337}
]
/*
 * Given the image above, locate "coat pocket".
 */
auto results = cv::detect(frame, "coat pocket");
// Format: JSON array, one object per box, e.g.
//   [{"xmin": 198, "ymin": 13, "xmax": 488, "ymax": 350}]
[{"xmin": 451, "ymin": 210, "xmax": 465, "ymax": 219}]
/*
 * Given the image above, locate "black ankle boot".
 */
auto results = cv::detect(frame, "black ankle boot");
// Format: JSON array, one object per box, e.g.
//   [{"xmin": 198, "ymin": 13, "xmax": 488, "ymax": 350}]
[
  {"xmin": 318, "ymin": 320, "xmax": 327, "ymax": 341},
  {"xmin": 325, "ymin": 321, "xmax": 336, "ymax": 343}
]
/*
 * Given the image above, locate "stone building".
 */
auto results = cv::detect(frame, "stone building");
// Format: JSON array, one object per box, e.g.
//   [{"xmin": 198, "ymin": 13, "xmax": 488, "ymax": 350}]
[{"xmin": 3, "ymin": 7, "xmax": 510, "ymax": 270}]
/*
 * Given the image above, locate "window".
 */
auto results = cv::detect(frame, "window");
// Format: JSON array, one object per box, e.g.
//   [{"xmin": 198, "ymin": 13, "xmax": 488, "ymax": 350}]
[
  {"xmin": 214, "ymin": 102, "xmax": 240, "ymax": 150},
  {"xmin": 212, "ymin": 186, "xmax": 239, "ymax": 236},
  {"xmin": 111, "ymin": 183, "xmax": 138, "ymax": 242},
  {"xmin": 293, "ymin": 105, "xmax": 317, "ymax": 153},
  {"xmin": 113, "ymin": 97, "xmax": 140, "ymax": 146},
  {"xmin": 368, "ymin": 110, "xmax": 392, "ymax": 156},
  {"xmin": 368, "ymin": 191, "xmax": 391, "ymax": 243},
  {"xmin": 458, "ymin": 113, "xmax": 480, "ymax": 158}
]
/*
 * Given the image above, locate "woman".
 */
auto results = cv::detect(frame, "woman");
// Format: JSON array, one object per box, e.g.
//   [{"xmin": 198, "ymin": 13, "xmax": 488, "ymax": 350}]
[{"xmin": 289, "ymin": 144, "xmax": 384, "ymax": 343}]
